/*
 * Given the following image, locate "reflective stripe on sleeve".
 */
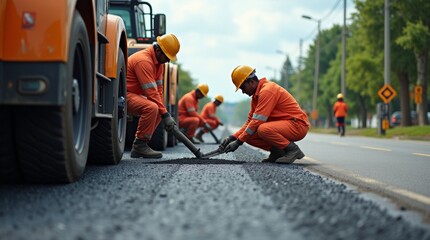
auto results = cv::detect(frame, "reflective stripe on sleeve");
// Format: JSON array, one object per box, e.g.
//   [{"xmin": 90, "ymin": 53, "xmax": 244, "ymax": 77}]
[
  {"xmin": 245, "ymin": 127, "xmax": 255, "ymax": 135},
  {"xmin": 252, "ymin": 113, "xmax": 268, "ymax": 121},
  {"xmin": 156, "ymin": 79, "xmax": 163, "ymax": 86},
  {"xmin": 142, "ymin": 82, "xmax": 157, "ymax": 90},
  {"xmin": 209, "ymin": 114, "xmax": 216, "ymax": 117},
  {"xmin": 187, "ymin": 107, "xmax": 196, "ymax": 113}
]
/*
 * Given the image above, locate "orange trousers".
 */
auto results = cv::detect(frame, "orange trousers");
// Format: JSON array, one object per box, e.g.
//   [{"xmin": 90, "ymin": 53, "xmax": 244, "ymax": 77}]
[
  {"xmin": 178, "ymin": 116, "xmax": 202, "ymax": 138},
  {"xmin": 127, "ymin": 92, "xmax": 161, "ymax": 141},
  {"xmin": 246, "ymin": 120, "xmax": 308, "ymax": 151}
]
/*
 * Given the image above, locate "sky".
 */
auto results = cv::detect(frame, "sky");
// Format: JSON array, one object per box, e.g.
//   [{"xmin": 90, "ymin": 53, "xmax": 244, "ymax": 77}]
[{"xmin": 153, "ymin": 0, "xmax": 356, "ymax": 103}]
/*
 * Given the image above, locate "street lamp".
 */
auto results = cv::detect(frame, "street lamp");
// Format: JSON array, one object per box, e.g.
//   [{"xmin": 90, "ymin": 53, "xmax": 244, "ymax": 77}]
[
  {"xmin": 276, "ymin": 50, "xmax": 289, "ymax": 89},
  {"xmin": 302, "ymin": 15, "xmax": 320, "ymax": 125}
]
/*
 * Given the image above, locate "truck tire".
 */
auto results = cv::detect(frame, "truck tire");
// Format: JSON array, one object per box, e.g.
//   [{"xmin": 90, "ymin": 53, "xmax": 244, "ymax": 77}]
[
  {"xmin": 148, "ymin": 122, "xmax": 167, "ymax": 151},
  {"xmin": 15, "ymin": 11, "xmax": 92, "ymax": 183},
  {"xmin": 88, "ymin": 49, "xmax": 127, "ymax": 165},
  {"xmin": 0, "ymin": 107, "xmax": 20, "ymax": 183}
]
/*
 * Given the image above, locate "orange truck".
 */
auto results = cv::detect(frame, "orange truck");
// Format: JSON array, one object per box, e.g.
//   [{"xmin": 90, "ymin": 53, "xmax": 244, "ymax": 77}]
[
  {"xmin": 109, "ymin": 0, "xmax": 179, "ymax": 150},
  {"xmin": 0, "ymin": 0, "xmax": 128, "ymax": 183}
]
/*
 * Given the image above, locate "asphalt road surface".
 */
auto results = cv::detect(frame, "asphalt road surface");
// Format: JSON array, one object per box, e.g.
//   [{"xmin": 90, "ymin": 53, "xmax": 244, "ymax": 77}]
[{"xmin": 1, "ymin": 127, "xmax": 430, "ymax": 240}]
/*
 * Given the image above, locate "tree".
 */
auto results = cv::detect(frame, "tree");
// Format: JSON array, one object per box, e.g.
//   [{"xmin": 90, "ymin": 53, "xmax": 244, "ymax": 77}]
[
  {"xmin": 396, "ymin": 19, "xmax": 430, "ymax": 125},
  {"xmin": 177, "ymin": 64, "xmax": 198, "ymax": 98}
]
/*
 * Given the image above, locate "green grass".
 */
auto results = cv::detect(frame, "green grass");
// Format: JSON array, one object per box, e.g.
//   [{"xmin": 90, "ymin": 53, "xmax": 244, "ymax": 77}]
[{"xmin": 309, "ymin": 126, "xmax": 430, "ymax": 141}]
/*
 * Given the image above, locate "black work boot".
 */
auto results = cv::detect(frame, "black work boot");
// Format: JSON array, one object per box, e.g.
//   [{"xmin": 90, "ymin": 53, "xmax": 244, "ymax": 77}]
[
  {"xmin": 195, "ymin": 130, "xmax": 205, "ymax": 143},
  {"xmin": 131, "ymin": 138, "xmax": 162, "ymax": 158},
  {"xmin": 275, "ymin": 142, "xmax": 305, "ymax": 164},
  {"xmin": 261, "ymin": 147, "xmax": 284, "ymax": 163}
]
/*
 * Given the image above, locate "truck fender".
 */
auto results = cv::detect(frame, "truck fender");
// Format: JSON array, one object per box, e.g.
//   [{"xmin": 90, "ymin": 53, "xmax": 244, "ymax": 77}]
[{"xmin": 105, "ymin": 14, "xmax": 128, "ymax": 79}]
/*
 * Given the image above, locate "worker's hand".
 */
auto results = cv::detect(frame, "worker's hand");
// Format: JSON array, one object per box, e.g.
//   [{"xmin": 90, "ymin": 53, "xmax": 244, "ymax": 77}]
[
  {"xmin": 224, "ymin": 140, "xmax": 243, "ymax": 153},
  {"xmin": 162, "ymin": 113, "xmax": 176, "ymax": 131},
  {"xmin": 219, "ymin": 122, "xmax": 224, "ymax": 126},
  {"xmin": 204, "ymin": 123, "xmax": 211, "ymax": 130},
  {"xmin": 219, "ymin": 135, "xmax": 236, "ymax": 150}
]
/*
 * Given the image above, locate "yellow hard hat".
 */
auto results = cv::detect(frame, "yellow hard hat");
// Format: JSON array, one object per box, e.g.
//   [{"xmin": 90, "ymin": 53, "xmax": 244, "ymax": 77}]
[
  {"xmin": 157, "ymin": 34, "xmax": 180, "ymax": 61},
  {"xmin": 197, "ymin": 83, "xmax": 209, "ymax": 97},
  {"xmin": 214, "ymin": 95, "xmax": 224, "ymax": 103},
  {"xmin": 231, "ymin": 65, "xmax": 255, "ymax": 92},
  {"xmin": 337, "ymin": 93, "xmax": 344, "ymax": 99}
]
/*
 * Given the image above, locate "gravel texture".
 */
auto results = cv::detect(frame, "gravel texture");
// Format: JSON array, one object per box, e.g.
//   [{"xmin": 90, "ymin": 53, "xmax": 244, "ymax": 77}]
[{"xmin": 0, "ymin": 132, "xmax": 429, "ymax": 240}]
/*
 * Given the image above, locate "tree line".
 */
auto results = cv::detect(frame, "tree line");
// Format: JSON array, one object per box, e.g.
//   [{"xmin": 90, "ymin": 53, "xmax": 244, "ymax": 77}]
[{"xmin": 280, "ymin": 0, "xmax": 429, "ymax": 128}]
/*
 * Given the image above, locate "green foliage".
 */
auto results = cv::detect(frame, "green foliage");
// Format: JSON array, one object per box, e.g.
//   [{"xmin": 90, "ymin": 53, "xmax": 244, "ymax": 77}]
[
  {"xmin": 177, "ymin": 63, "xmax": 197, "ymax": 98},
  {"xmin": 396, "ymin": 21, "xmax": 430, "ymax": 52}
]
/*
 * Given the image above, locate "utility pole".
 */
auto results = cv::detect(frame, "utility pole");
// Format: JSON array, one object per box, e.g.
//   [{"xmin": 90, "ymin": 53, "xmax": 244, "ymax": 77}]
[
  {"xmin": 384, "ymin": 0, "xmax": 390, "ymax": 85},
  {"xmin": 276, "ymin": 50, "xmax": 289, "ymax": 89},
  {"xmin": 341, "ymin": 0, "xmax": 346, "ymax": 97},
  {"xmin": 297, "ymin": 39, "xmax": 303, "ymax": 99},
  {"xmin": 302, "ymin": 15, "xmax": 321, "ymax": 126}
]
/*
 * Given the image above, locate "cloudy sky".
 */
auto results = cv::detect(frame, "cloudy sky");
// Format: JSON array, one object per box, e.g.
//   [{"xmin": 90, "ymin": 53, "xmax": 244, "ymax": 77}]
[{"xmin": 154, "ymin": 0, "xmax": 356, "ymax": 103}]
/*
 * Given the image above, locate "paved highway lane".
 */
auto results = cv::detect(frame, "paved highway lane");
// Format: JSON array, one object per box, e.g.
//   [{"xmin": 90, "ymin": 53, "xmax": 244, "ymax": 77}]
[
  {"xmin": 1, "ymin": 128, "xmax": 430, "ymax": 240},
  {"xmin": 298, "ymin": 133, "xmax": 430, "ymax": 216}
]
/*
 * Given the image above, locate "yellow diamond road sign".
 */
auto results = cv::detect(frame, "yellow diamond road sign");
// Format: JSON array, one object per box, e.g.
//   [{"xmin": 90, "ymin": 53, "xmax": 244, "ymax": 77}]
[{"xmin": 378, "ymin": 84, "xmax": 397, "ymax": 103}]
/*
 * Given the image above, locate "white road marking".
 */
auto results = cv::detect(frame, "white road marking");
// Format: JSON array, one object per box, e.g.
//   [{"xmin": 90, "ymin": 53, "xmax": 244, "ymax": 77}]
[
  {"xmin": 360, "ymin": 145, "xmax": 392, "ymax": 151},
  {"xmin": 412, "ymin": 153, "xmax": 430, "ymax": 157}
]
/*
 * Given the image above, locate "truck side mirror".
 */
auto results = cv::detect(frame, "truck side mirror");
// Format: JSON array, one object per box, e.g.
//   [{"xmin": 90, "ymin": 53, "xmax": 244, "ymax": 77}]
[{"xmin": 154, "ymin": 14, "xmax": 166, "ymax": 36}]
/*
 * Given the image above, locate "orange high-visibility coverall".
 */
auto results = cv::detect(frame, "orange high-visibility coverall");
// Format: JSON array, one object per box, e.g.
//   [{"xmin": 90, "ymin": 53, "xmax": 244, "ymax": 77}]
[
  {"xmin": 233, "ymin": 78, "xmax": 309, "ymax": 151},
  {"xmin": 178, "ymin": 90, "xmax": 205, "ymax": 138},
  {"xmin": 201, "ymin": 102, "xmax": 221, "ymax": 132},
  {"xmin": 333, "ymin": 101, "xmax": 348, "ymax": 126},
  {"xmin": 126, "ymin": 46, "xmax": 167, "ymax": 141}
]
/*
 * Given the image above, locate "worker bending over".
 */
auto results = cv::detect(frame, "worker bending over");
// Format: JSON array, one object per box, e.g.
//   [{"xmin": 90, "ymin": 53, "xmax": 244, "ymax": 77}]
[
  {"xmin": 220, "ymin": 65, "xmax": 309, "ymax": 164},
  {"xmin": 195, "ymin": 95, "xmax": 224, "ymax": 143},
  {"xmin": 178, "ymin": 84, "xmax": 210, "ymax": 144}
]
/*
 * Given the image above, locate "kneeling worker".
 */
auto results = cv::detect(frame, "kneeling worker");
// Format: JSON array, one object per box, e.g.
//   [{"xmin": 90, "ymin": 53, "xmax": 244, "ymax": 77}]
[
  {"xmin": 220, "ymin": 65, "xmax": 309, "ymax": 164},
  {"xmin": 126, "ymin": 33, "xmax": 180, "ymax": 159},
  {"xmin": 195, "ymin": 95, "xmax": 224, "ymax": 142}
]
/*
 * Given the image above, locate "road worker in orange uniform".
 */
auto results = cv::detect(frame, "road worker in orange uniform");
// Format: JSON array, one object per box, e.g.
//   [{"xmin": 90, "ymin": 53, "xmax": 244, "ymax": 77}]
[
  {"xmin": 126, "ymin": 34, "xmax": 180, "ymax": 159},
  {"xmin": 333, "ymin": 93, "xmax": 348, "ymax": 136},
  {"xmin": 220, "ymin": 65, "xmax": 309, "ymax": 164},
  {"xmin": 178, "ymin": 84, "xmax": 210, "ymax": 144},
  {"xmin": 195, "ymin": 95, "xmax": 224, "ymax": 142}
]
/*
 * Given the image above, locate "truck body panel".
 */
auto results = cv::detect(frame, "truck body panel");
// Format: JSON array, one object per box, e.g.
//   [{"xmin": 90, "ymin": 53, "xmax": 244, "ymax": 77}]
[{"xmin": 0, "ymin": 0, "xmax": 128, "ymax": 183}]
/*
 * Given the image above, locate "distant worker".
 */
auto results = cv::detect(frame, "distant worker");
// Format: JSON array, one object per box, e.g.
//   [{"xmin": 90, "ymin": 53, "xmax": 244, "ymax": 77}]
[
  {"xmin": 195, "ymin": 95, "xmax": 224, "ymax": 142},
  {"xmin": 126, "ymin": 33, "xmax": 180, "ymax": 159},
  {"xmin": 178, "ymin": 84, "xmax": 210, "ymax": 144},
  {"xmin": 219, "ymin": 65, "xmax": 309, "ymax": 164},
  {"xmin": 333, "ymin": 93, "xmax": 348, "ymax": 136}
]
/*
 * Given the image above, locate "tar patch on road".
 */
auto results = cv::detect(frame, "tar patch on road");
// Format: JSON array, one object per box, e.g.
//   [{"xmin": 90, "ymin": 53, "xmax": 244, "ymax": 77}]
[{"xmin": 147, "ymin": 158, "xmax": 246, "ymax": 165}]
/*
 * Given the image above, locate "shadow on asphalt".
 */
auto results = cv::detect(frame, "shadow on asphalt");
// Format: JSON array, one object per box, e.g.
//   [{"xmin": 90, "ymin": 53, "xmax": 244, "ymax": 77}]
[{"xmin": 147, "ymin": 158, "xmax": 246, "ymax": 164}]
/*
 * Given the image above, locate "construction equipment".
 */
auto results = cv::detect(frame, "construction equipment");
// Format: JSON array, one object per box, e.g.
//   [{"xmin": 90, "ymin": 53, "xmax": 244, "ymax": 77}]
[
  {"xmin": 201, "ymin": 146, "xmax": 225, "ymax": 159},
  {"xmin": 0, "ymin": 0, "xmax": 128, "ymax": 183},
  {"xmin": 169, "ymin": 126, "xmax": 203, "ymax": 158},
  {"xmin": 109, "ymin": 0, "xmax": 180, "ymax": 150}
]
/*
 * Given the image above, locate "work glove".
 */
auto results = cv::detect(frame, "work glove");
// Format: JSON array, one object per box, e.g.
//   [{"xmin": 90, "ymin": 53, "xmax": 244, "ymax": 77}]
[
  {"xmin": 224, "ymin": 139, "xmax": 243, "ymax": 153},
  {"xmin": 219, "ymin": 122, "xmax": 224, "ymax": 126},
  {"xmin": 161, "ymin": 113, "xmax": 176, "ymax": 131},
  {"xmin": 204, "ymin": 122, "xmax": 211, "ymax": 131},
  {"xmin": 219, "ymin": 135, "xmax": 236, "ymax": 150}
]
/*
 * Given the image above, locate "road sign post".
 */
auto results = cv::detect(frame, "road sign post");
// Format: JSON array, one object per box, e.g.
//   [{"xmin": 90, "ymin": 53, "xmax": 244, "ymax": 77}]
[{"xmin": 377, "ymin": 84, "xmax": 396, "ymax": 135}]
